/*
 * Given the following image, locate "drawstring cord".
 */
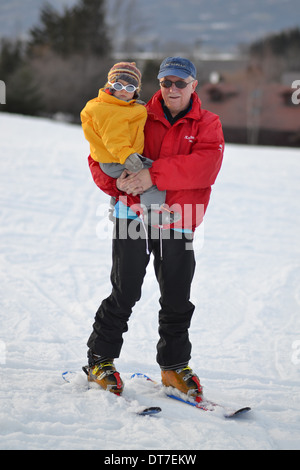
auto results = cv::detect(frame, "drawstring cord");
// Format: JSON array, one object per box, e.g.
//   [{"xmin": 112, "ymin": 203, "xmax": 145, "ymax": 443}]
[
  {"xmin": 159, "ymin": 226, "xmax": 163, "ymax": 260},
  {"xmin": 140, "ymin": 215, "xmax": 150, "ymax": 255},
  {"xmin": 139, "ymin": 216, "xmax": 164, "ymax": 260}
]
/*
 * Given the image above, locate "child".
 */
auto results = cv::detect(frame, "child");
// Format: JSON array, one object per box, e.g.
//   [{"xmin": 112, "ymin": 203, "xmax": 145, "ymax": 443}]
[{"xmin": 80, "ymin": 61, "xmax": 179, "ymax": 226}]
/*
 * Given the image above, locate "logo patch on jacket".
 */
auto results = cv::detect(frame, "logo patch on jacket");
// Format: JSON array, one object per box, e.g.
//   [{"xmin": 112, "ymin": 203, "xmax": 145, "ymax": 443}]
[{"xmin": 184, "ymin": 135, "xmax": 195, "ymax": 143}]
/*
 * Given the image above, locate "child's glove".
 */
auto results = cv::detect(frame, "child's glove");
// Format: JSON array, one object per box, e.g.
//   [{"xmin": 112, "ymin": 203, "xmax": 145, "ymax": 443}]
[{"xmin": 124, "ymin": 153, "xmax": 144, "ymax": 172}]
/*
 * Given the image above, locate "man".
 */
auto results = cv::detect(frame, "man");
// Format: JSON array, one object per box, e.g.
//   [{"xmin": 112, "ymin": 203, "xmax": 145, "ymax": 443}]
[{"xmin": 84, "ymin": 57, "xmax": 224, "ymax": 401}]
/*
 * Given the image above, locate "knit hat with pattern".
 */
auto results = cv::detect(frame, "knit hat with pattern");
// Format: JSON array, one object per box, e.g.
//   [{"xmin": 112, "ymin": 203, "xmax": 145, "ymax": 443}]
[{"xmin": 107, "ymin": 62, "xmax": 142, "ymax": 90}]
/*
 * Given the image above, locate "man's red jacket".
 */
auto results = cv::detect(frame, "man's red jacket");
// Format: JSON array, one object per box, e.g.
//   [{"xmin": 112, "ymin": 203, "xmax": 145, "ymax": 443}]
[{"xmin": 88, "ymin": 90, "xmax": 224, "ymax": 231}]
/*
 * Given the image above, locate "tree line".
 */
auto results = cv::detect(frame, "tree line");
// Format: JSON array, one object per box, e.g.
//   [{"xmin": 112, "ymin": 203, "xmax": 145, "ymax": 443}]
[
  {"xmin": 1, "ymin": 0, "xmax": 299, "ymax": 121},
  {"xmin": 250, "ymin": 27, "xmax": 300, "ymax": 67},
  {"xmin": 249, "ymin": 27, "xmax": 300, "ymax": 81},
  {"xmin": 0, "ymin": 0, "xmax": 159, "ymax": 120}
]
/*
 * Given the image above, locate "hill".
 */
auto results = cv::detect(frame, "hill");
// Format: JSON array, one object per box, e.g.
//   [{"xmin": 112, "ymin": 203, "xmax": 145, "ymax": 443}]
[{"xmin": 0, "ymin": 113, "xmax": 299, "ymax": 450}]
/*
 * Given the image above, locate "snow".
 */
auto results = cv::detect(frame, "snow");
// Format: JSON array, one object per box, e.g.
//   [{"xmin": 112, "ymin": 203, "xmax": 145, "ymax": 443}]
[{"xmin": 0, "ymin": 112, "xmax": 299, "ymax": 450}]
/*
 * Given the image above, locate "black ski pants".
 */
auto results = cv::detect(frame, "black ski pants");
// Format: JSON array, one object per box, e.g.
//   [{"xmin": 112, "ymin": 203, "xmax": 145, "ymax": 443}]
[{"xmin": 87, "ymin": 217, "xmax": 196, "ymax": 370}]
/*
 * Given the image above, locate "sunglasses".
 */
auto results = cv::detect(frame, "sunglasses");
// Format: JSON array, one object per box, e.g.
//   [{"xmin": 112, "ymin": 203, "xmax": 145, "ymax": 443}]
[
  {"xmin": 108, "ymin": 81, "xmax": 138, "ymax": 93},
  {"xmin": 160, "ymin": 79, "xmax": 195, "ymax": 89}
]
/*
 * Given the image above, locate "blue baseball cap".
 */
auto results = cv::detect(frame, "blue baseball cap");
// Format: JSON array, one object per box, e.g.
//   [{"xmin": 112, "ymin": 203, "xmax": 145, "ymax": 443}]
[{"xmin": 157, "ymin": 57, "xmax": 197, "ymax": 80}]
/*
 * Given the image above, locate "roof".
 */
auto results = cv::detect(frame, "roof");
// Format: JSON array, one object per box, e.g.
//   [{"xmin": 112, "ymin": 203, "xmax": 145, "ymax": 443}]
[{"xmin": 199, "ymin": 81, "xmax": 300, "ymax": 132}]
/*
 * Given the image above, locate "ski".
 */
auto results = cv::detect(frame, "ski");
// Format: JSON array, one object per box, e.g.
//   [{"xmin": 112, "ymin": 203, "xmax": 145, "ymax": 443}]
[
  {"xmin": 131, "ymin": 373, "xmax": 251, "ymax": 419},
  {"xmin": 62, "ymin": 370, "xmax": 162, "ymax": 417},
  {"xmin": 165, "ymin": 393, "xmax": 251, "ymax": 418}
]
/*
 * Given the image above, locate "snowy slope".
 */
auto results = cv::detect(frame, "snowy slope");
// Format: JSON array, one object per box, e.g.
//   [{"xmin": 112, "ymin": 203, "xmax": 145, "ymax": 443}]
[{"xmin": 0, "ymin": 112, "xmax": 299, "ymax": 450}]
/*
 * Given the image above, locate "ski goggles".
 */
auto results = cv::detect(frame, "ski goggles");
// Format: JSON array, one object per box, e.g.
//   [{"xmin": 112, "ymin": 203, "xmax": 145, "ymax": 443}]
[
  {"xmin": 160, "ymin": 79, "xmax": 195, "ymax": 89},
  {"xmin": 108, "ymin": 81, "xmax": 138, "ymax": 93}
]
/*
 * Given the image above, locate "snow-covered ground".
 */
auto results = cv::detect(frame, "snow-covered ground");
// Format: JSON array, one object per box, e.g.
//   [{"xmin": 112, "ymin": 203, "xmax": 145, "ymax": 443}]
[{"xmin": 0, "ymin": 112, "xmax": 299, "ymax": 450}]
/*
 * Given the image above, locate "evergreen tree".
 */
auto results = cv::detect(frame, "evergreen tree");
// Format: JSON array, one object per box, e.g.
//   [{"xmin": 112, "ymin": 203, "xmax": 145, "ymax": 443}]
[
  {"xmin": 5, "ymin": 65, "xmax": 43, "ymax": 115},
  {"xmin": 250, "ymin": 27, "xmax": 300, "ymax": 60},
  {"xmin": 0, "ymin": 38, "xmax": 42, "ymax": 115},
  {"xmin": 0, "ymin": 39, "xmax": 24, "ymax": 80},
  {"xmin": 72, "ymin": 0, "xmax": 111, "ymax": 56},
  {"xmin": 29, "ymin": 0, "xmax": 111, "ymax": 57}
]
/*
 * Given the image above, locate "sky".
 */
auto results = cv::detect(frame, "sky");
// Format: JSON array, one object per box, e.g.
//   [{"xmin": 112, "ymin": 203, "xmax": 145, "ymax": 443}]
[{"xmin": 0, "ymin": 0, "xmax": 299, "ymax": 53}]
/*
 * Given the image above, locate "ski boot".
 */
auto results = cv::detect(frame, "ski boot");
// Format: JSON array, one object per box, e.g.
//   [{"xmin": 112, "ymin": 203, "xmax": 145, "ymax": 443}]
[
  {"xmin": 161, "ymin": 366, "xmax": 203, "ymax": 402},
  {"xmin": 83, "ymin": 356, "xmax": 124, "ymax": 395}
]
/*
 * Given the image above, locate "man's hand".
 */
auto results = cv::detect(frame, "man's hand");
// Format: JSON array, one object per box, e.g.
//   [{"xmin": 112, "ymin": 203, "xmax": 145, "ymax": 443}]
[
  {"xmin": 117, "ymin": 169, "xmax": 153, "ymax": 196},
  {"xmin": 116, "ymin": 170, "xmax": 130, "ymax": 192}
]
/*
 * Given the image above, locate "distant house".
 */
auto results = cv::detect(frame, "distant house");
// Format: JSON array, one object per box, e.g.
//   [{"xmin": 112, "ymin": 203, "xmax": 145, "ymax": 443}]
[{"xmin": 199, "ymin": 74, "xmax": 300, "ymax": 147}]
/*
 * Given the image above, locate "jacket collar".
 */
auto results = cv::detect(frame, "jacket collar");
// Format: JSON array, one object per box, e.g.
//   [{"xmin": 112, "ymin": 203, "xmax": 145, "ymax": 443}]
[{"xmin": 146, "ymin": 90, "xmax": 202, "ymax": 123}]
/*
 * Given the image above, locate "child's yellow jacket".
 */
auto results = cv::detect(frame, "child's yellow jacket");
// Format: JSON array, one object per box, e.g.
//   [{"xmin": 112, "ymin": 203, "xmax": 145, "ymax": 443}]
[{"xmin": 81, "ymin": 89, "xmax": 147, "ymax": 164}]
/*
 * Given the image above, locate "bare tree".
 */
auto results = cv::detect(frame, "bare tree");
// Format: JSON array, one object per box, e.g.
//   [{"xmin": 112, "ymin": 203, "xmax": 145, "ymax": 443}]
[{"xmin": 106, "ymin": 0, "xmax": 150, "ymax": 53}]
